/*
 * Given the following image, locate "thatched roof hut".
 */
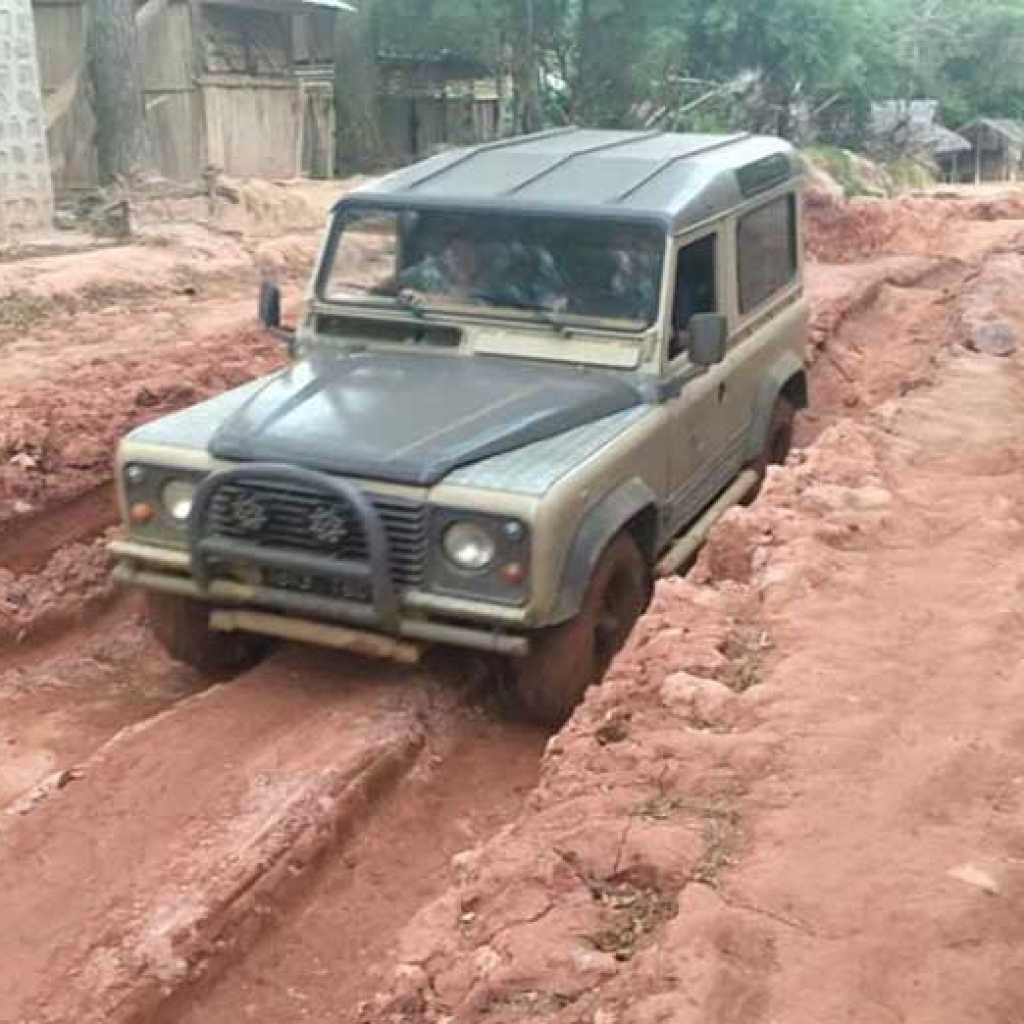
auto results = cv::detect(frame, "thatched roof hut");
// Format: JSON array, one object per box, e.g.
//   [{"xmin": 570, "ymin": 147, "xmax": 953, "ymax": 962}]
[{"xmin": 958, "ymin": 118, "xmax": 1024, "ymax": 182}]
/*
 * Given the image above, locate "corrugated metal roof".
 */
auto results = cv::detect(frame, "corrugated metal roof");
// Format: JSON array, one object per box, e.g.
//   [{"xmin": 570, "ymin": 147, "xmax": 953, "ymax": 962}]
[{"xmin": 347, "ymin": 127, "xmax": 802, "ymax": 230}]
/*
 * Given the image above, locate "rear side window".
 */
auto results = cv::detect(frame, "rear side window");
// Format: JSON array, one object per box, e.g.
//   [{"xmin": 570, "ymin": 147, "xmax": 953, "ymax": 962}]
[{"xmin": 737, "ymin": 195, "xmax": 797, "ymax": 314}]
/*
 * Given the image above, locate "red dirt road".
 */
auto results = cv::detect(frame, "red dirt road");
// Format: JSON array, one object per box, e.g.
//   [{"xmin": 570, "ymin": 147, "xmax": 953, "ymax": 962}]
[{"xmin": 2, "ymin": 186, "xmax": 1024, "ymax": 1024}]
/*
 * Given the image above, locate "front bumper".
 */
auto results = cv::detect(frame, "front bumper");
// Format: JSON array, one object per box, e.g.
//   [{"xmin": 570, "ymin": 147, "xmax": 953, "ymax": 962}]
[{"xmin": 109, "ymin": 540, "xmax": 531, "ymax": 658}]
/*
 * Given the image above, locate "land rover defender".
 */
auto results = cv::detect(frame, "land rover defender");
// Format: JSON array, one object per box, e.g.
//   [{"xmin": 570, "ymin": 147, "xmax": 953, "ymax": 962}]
[{"xmin": 110, "ymin": 128, "xmax": 808, "ymax": 726}]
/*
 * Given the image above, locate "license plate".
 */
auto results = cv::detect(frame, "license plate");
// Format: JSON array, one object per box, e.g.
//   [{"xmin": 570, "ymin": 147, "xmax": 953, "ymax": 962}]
[{"xmin": 264, "ymin": 567, "xmax": 371, "ymax": 603}]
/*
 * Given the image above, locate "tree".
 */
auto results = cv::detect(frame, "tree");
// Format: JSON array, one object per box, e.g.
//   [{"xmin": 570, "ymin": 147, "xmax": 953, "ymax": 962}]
[
  {"xmin": 365, "ymin": 0, "xmax": 1024, "ymax": 151},
  {"xmin": 88, "ymin": 0, "xmax": 150, "ymax": 184},
  {"xmin": 334, "ymin": 1, "xmax": 386, "ymax": 172}
]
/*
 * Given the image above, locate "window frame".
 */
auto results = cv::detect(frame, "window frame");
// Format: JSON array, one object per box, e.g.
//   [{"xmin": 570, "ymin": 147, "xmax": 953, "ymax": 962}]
[
  {"xmin": 665, "ymin": 228, "xmax": 721, "ymax": 369},
  {"xmin": 735, "ymin": 192, "xmax": 798, "ymax": 317}
]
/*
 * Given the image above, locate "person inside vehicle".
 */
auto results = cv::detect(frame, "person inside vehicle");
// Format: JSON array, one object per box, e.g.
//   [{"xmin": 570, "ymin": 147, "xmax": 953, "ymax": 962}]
[
  {"xmin": 608, "ymin": 231, "xmax": 660, "ymax": 322},
  {"xmin": 398, "ymin": 222, "xmax": 569, "ymax": 314},
  {"xmin": 398, "ymin": 228, "xmax": 483, "ymax": 301}
]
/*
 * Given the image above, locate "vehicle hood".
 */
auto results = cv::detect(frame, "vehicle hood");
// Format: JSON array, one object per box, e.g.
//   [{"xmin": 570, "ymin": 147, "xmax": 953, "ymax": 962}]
[{"xmin": 208, "ymin": 350, "xmax": 643, "ymax": 486}]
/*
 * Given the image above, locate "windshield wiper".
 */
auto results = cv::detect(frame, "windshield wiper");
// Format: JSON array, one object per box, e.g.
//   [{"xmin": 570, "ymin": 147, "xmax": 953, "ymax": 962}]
[{"xmin": 469, "ymin": 292, "xmax": 568, "ymax": 334}]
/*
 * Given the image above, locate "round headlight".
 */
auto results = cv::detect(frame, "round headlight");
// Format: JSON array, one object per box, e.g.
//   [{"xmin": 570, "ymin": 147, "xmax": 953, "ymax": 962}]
[
  {"xmin": 161, "ymin": 479, "xmax": 196, "ymax": 522},
  {"xmin": 124, "ymin": 463, "xmax": 147, "ymax": 486},
  {"xmin": 443, "ymin": 521, "xmax": 497, "ymax": 571}
]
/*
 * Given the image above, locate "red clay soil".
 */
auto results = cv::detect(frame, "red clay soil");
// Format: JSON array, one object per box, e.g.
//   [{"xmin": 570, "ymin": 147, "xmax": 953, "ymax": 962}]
[
  {"xmin": 355, "ymin": 218, "xmax": 1024, "ymax": 1022},
  {"xmin": 0, "ymin": 647, "xmax": 433, "ymax": 1024},
  {"xmin": 803, "ymin": 180, "xmax": 1024, "ymax": 263},
  {"xmin": 2, "ymin": 187, "xmax": 1024, "ymax": 1024},
  {"xmin": 162, "ymin": 707, "xmax": 547, "ymax": 1024}
]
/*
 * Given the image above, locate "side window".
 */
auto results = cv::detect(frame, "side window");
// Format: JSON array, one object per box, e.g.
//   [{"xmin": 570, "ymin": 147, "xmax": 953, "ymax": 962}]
[
  {"xmin": 669, "ymin": 233, "xmax": 717, "ymax": 360},
  {"xmin": 737, "ymin": 194, "xmax": 797, "ymax": 315}
]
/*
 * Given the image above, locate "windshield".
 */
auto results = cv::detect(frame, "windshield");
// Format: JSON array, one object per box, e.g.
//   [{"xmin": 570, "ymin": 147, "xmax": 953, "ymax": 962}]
[{"xmin": 321, "ymin": 206, "xmax": 665, "ymax": 330}]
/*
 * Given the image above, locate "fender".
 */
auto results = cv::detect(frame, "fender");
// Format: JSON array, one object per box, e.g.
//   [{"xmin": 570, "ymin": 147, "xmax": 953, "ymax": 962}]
[
  {"xmin": 745, "ymin": 351, "xmax": 808, "ymax": 462},
  {"xmin": 548, "ymin": 477, "xmax": 658, "ymax": 625}
]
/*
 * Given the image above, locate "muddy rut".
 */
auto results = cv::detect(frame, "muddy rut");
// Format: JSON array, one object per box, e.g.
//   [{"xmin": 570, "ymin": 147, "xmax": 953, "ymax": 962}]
[{"xmin": 2, "ymin": 189, "xmax": 1024, "ymax": 1023}]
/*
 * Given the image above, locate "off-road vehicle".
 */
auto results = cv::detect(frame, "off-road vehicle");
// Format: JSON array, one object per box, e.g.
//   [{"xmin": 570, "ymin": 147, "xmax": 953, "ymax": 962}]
[{"xmin": 110, "ymin": 128, "xmax": 808, "ymax": 725}]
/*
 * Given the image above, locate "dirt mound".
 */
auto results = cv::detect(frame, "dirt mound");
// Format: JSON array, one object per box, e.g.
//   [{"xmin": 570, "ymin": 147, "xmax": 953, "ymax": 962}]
[
  {"xmin": 133, "ymin": 177, "xmax": 360, "ymax": 239},
  {"xmin": 0, "ymin": 319, "xmax": 284, "ymax": 529},
  {"xmin": 358, "ymin": 418, "xmax": 893, "ymax": 1023},
  {"xmin": 805, "ymin": 186, "xmax": 1024, "ymax": 264}
]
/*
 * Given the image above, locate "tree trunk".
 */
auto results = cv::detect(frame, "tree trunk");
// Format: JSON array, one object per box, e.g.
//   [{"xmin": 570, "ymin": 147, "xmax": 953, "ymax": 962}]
[
  {"xmin": 333, "ymin": 1, "xmax": 384, "ymax": 173},
  {"xmin": 514, "ymin": 0, "xmax": 543, "ymax": 134},
  {"xmin": 89, "ymin": 0, "xmax": 150, "ymax": 184},
  {"xmin": 575, "ymin": 0, "xmax": 635, "ymax": 127}
]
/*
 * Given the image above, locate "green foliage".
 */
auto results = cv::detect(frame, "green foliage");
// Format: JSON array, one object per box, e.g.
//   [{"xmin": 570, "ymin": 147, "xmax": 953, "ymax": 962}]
[
  {"xmin": 804, "ymin": 145, "xmax": 889, "ymax": 197},
  {"xmin": 372, "ymin": 0, "xmax": 1024, "ymax": 144}
]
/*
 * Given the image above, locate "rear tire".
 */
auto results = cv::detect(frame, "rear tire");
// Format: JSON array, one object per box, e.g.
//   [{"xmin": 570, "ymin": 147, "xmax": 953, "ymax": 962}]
[
  {"xmin": 744, "ymin": 395, "xmax": 796, "ymax": 504},
  {"xmin": 146, "ymin": 592, "xmax": 270, "ymax": 673},
  {"xmin": 514, "ymin": 532, "xmax": 648, "ymax": 729}
]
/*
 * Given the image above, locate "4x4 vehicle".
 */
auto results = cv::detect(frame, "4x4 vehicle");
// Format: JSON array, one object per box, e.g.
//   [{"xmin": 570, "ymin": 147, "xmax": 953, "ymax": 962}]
[{"xmin": 110, "ymin": 128, "xmax": 808, "ymax": 725}]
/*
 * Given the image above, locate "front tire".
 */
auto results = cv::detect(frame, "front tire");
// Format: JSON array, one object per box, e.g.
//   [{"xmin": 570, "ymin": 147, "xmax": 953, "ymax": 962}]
[
  {"xmin": 514, "ymin": 532, "xmax": 648, "ymax": 729},
  {"xmin": 146, "ymin": 592, "xmax": 270, "ymax": 673}
]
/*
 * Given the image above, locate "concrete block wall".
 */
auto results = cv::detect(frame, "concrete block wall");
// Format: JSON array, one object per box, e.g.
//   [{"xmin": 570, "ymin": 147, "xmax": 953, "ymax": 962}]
[{"xmin": 0, "ymin": 0, "xmax": 53, "ymax": 242}]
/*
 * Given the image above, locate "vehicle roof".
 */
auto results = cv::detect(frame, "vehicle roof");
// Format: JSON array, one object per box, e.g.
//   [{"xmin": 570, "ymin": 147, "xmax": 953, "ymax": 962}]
[{"xmin": 344, "ymin": 127, "xmax": 803, "ymax": 231}]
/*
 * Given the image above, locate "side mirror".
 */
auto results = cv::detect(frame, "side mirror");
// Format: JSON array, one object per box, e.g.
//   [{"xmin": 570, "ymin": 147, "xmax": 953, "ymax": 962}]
[
  {"xmin": 688, "ymin": 313, "xmax": 728, "ymax": 367},
  {"xmin": 258, "ymin": 280, "xmax": 281, "ymax": 329}
]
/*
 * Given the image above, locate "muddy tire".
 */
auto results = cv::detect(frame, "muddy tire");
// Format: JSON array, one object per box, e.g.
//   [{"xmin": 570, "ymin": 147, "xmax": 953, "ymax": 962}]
[
  {"xmin": 744, "ymin": 395, "xmax": 796, "ymax": 504},
  {"xmin": 514, "ymin": 532, "xmax": 648, "ymax": 729},
  {"xmin": 758, "ymin": 395, "xmax": 796, "ymax": 473},
  {"xmin": 146, "ymin": 592, "xmax": 270, "ymax": 674}
]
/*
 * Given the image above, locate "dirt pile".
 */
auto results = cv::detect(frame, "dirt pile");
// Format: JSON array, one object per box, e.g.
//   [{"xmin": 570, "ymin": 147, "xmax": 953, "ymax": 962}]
[
  {"xmin": 803, "ymin": 182, "xmax": 1024, "ymax": 263},
  {"xmin": 0, "ymin": 322, "xmax": 283, "ymax": 530},
  {"xmin": 0, "ymin": 538, "xmax": 115, "ymax": 646},
  {"xmin": 358, "ymin": 200, "xmax": 1024, "ymax": 1024},
  {"xmin": 358, "ymin": 418, "xmax": 896, "ymax": 1023},
  {"xmin": 958, "ymin": 250, "xmax": 1022, "ymax": 356},
  {"xmin": 132, "ymin": 177, "xmax": 358, "ymax": 239}
]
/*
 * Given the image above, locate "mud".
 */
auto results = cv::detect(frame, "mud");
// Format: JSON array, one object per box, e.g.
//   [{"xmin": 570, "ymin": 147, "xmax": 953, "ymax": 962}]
[
  {"xmin": 356, "ymin": 202, "xmax": 1024, "ymax": 1023},
  {"xmin": 2, "ymin": 183, "xmax": 1024, "ymax": 1024},
  {"xmin": 0, "ymin": 648, "xmax": 436, "ymax": 1024}
]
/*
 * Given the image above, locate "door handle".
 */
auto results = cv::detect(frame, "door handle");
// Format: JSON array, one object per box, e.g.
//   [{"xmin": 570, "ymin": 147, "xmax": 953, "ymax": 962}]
[{"xmin": 717, "ymin": 382, "xmax": 727, "ymax": 403}]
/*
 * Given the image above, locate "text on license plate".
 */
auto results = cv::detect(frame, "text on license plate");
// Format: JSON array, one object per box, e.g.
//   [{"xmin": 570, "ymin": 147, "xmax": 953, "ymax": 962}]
[{"xmin": 264, "ymin": 568, "xmax": 371, "ymax": 603}]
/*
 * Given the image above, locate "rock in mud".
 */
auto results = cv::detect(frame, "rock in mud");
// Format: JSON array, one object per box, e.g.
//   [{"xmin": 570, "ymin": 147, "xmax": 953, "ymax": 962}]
[{"xmin": 966, "ymin": 319, "xmax": 1017, "ymax": 357}]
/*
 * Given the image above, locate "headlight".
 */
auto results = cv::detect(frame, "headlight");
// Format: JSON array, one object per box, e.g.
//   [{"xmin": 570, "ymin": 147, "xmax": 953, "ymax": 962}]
[
  {"xmin": 161, "ymin": 479, "xmax": 196, "ymax": 522},
  {"xmin": 443, "ymin": 521, "xmax": 497, "ymax": 571}
]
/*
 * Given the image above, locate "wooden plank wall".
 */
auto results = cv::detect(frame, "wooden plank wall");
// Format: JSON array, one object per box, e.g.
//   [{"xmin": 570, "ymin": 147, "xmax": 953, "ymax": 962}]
[
  {"xmin": 142, "ymin": 1, "xmax": 202, "ymax": 181},
  {"xmin": 201, "ymin": 76, "xmax": 300, "ymax": 178},
  {"xmin": 379, "ymin": 95, "xmax": 501, "ymax": 163}
]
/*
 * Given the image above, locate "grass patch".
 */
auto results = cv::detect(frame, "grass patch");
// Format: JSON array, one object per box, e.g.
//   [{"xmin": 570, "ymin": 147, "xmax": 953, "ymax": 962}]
[
  {"xmin": 78, "ymin": 280, "xmax": 152, "ymax": 309},
  {"xmin": 0, "ymin": 291, "xmax": 54, "ymax": 332},
  {"xmin": 884, "ymin": 155, "xmax": 937, "ymax": 192},
  {"xmin": 804, "ymin": 144, "xmax": 891, "ymax": 198}
]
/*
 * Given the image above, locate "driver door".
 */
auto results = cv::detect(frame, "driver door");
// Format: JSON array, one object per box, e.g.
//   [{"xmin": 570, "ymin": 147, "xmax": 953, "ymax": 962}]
[{"xmin": 663, "ymin": 231, "xmax": 735, "ymax": 534}]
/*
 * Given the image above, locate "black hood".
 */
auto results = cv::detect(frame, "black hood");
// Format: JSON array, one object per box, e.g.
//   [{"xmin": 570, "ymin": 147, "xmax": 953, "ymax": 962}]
[{"xmin": 209, "ymin": 350, "xmax": 643, "ymax": 486}]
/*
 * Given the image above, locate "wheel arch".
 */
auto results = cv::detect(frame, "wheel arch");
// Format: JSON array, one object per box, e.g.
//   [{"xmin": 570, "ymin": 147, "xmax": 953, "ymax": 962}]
[{"xmin": 547, "ymin": 477, "xmax": 658, "ymax": 626}]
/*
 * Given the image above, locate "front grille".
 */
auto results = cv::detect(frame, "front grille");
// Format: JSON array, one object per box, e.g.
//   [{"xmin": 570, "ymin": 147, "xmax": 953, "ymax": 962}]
[{"xmin": 208, "ymin": 481, "xmax": 428, "ymax": 587}]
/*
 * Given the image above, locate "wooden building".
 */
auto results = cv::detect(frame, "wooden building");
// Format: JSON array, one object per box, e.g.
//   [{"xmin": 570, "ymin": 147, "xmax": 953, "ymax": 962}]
[
  {"xmin": 296, "ymin": 51, "xmax": 506, "ymax": 171},
  {"xmin": 35, "ymin": 0, "xmax": 358, "ymax": 191},
  {"xmin": 957, "ymin": 118, "xmax": 1024, "ymax": 183},
  {"xmin": 869, "ymin": 100, "xmax": 971, "ymax": 183},
  {"xmin": 33, "ymin": 0, "xmax": 508, "ymax": 193}
]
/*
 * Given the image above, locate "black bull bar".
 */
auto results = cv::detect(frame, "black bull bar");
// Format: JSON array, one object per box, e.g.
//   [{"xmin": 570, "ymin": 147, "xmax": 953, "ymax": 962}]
[{"xmin": 187, "ymin": 464, "xmax": 402, "ymax": 634}]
